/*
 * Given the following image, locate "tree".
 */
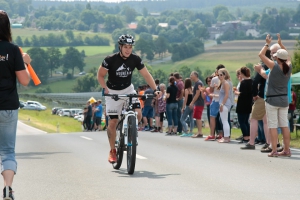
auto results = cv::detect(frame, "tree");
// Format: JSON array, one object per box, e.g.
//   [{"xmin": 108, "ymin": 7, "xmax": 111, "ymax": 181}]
[
  {"xmin": 65, "ymin": 30, "xmax": 74, "ymax": 43},
  {"xmin": 217, "ymin": 10, "xmax": 235, "ymax": 22},
  {"xmin": 135, "ymin": 38, "xmax": 153, "ymax": 58},
  {"xmin": 62, "ymin": 47, "xmax": 85, "ymax": 76},
  {"xmin": 213, "ymin": 5, "xmax": 229, "ymax": 19},
  {"xmin": 72, "ymin": 68, "xmax": 98, "ymax": 92},
  {"xmin": 104, "ymin": 14, "xmax": 124, "ymax": 32},
  {"xmin": 86, "ymin": 3, "xmax": 91, "ymax": 10},
  {"xmin": 27, "ymin": 47, "xmax": 50, "ymax": 84},
  {"xmin": 122, "ymin": 6, "xmax": 137, "ymax": 23},
  {"xmin": 15, "ymin": 36, "xmax": 23, "ymax": 47},
  {"xmin": 154, "ymin": 36, "xmax": 169, "ymax": 58},
  {"xmin": 260, "ymin": 13, "xmax": 275, "ymax": 33},
  {"xmin": 80, "ymin": 9, "xmax": 97, "ymax": 27},
  {"xmin": 152, "ymin": 69, "xmax": 168, "ymax": 85},
  {"xmin": 23, "ymin": 38, "xmax": 31, "ymax": 47},
  {"xmin": 46, "ymin": 47, "xmax": 62, "ymax": 77},
  {"xmin": 179, "ymin": 66, "xmax": 192, "ymax": 80},
  {"xmin": 31, "ymin": 35, "xmax": 40, "ymax": 47},
  {"xmin": 146, "ymin": 50, "xmax": 154, "ymax": 62},
  {"xmin": 142, "ymin": 7, "xmax": 148, "ymax": 18}
]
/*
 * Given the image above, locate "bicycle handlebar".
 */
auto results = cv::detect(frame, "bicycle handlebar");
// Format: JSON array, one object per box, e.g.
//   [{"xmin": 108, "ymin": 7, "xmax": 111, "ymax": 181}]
[{"xmin": 104, "ymin": 93, "xmax": 156, "ymax": 101}]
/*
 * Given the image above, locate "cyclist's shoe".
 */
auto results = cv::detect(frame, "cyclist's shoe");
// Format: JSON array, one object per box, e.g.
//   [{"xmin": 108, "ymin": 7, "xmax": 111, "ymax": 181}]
[
  {"xmin": 108, "ymin": 149, "xmax": 117, "ymax": 163},
  {"xmin": 3, "ymin": 186, "xmax": 14, "ymax": 200}
]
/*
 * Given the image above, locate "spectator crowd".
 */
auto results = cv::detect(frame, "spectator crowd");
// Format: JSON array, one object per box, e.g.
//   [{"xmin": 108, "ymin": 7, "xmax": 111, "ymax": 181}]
[{"xmin": 83, "ymin": 34, "xmax": 296, "ymax": 158}]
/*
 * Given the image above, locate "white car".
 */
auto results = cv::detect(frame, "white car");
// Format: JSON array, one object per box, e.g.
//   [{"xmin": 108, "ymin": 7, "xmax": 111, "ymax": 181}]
[
  {"xmin": 59, "ymin": 109, "xmax": 71, "ymax": 117},
  {"xmin": 24, "ymin": 101, "xmax": 46, "ymax": 110}
]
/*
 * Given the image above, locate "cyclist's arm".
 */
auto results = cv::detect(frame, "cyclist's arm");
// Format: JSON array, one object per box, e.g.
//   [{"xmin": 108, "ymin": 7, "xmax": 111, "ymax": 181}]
[
  {"xmin": 139, "ymin": 68, "xmax": 156, "ymax": 91},
  {"xmin": 97, "ymin": 65, "xmax": 108, "ymax": 93}
]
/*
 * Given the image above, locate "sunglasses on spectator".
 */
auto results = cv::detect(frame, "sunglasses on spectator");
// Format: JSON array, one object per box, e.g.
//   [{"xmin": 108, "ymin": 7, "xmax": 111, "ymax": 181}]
[{"xmin": 218, "ymin": 74, "xmax": 224, "ymax": 77}]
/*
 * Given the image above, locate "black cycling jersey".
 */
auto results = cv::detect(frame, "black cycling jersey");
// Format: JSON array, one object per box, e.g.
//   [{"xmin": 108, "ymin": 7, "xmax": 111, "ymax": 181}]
[{"xmin": 102, "ymin": 52, "xmax": 145, "ymax": 90}]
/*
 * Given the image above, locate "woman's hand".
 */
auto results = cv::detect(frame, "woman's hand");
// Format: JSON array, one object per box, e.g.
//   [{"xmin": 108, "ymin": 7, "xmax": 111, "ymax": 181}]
[
  {"xmin": 234, "ymin": 91, "xmax": 240, "ymax": 95},
  {"xmin": 22, "ymin": 53, "xmax": 31, "ymax": 65},
  {"xmin": 266, "ymin": 34, "xmax": 272, "ymax": 45},
  {"xmin": 219, "ymin": 105, "xmax": 223, "ymax": 112},
  {"xmin": 277, "ymin": 33, "xmax": 282, "ymax": 45}
]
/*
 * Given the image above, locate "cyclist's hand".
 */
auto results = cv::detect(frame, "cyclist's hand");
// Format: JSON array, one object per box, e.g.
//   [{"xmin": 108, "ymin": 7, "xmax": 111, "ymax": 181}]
[{"xmin": 104, "ymin": 87, "xmax": 109, "ymax": 94}]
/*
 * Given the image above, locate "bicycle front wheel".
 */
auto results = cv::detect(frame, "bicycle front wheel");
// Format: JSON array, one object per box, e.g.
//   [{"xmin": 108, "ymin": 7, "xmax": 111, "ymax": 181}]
[
  {"xmin": 113, "ymin": 120, "xmax": 124, "ymax": 169},
  {"xmin": 127, "ymin": 115, "xmax": 137, "ymax": 174}
]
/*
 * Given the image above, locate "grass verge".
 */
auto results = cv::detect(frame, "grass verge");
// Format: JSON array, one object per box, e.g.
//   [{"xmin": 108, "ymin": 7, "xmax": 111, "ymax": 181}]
[{"xmin": 19, "ymin": 109, "xmax": 82, "ymax": 133}]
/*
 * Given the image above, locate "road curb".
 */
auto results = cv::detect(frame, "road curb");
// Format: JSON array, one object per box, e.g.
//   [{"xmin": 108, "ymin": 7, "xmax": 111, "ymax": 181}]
[{"xmin": 18, "ymin": 121, "xmax": 47, "ymax": 134}]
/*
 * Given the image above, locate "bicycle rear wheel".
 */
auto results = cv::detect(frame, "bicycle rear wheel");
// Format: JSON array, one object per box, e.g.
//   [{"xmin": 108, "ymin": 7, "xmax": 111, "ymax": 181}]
[
  {"xmin": 113, "ymin": 120, "xmax": 124, "ymax": 169},
  {"xmin": 127, "ymin": 116, "xmax": 136, "ymax": 174}
]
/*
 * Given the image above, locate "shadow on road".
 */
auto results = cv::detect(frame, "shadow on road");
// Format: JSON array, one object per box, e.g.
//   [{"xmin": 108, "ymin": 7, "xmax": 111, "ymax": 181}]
[
  {"xmin": 112, "ymin": 169, "xmax": 180, "ymax": 179},
  {"xmin": 16, "ymin": 152, "xmax": 69, "ymax": 159}
]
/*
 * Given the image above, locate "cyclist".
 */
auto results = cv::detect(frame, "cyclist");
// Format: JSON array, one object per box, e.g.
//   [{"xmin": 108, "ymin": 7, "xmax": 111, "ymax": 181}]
[{"xmin": 97, "ymin": 34, "xmax": 158, "ymax": 163}]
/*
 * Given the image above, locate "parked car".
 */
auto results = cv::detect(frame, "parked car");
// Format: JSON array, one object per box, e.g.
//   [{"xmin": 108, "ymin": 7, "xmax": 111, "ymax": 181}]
[
  {"xmin": 74, "ymin": 111, "xmax": 83, "ymax": 119},
  {"xmin": 22, "ymin": 104, "xmax": 45, "ymax": 111},
  {"xmin": 59, "ymin": 109, "xmax": 71, "ymax": 117},
  {"xmin": 26, "ymin": 101, "xmax": 47, "ymax": 110},
  {"xmin": 52, "ymin": 107, "xmax": 62, "ymax": 115},
  {"xmin": 69, "ymin": 109, "xmax": 82, "ymax": 117},
  {"xmin": 78, "ymin": 71, "xmax": 86, "ymax": 75}
]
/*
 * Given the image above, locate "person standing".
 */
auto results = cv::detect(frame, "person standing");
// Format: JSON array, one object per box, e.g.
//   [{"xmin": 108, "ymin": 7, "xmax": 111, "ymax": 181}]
[
  {"xmin": 174, "ymin": 73, "xmax": 184, "ymax": 134},
  {"xmin": 95, "ymin": 100, "xmax": 103, "ymax": 131},
  {"xmin": 180, "ymin": 78, "xmax": 194, "ymax": 137},
  {"xmin": 206, "ymin": 65, "xmax": 225, "ymax": 141},
  {"xmin": 189, "ymin": 71, "xmax": 205, "ymax": 138},
  {"xmin": 165, "ymin": 76, "xmax": 178, "ymax": 135},
  {"xmin": 258, "ymin": 34, "xmax": 292, "ymax": 157},
  {"xmin": 0, "ymin": 10, "xmax": 31, "ymax": 200},
  {"xmin": 235, "ymin": 67, "xmax": 253, "ymax": 143},
  {"xmin": 157, "ymin": 83, "xmax": 167, "ymax": 133},
  {"xmin": 288, "ymin": 88, "xmax": 297, "ymax": 133},
  {"xmin": 204, "ymin": 76, "xmax": 213, "ymax": 126},
  {"xmin": 142, "ymin": 85, "xmax": 154, "ymax": 131},
  {"xmin": 217, "ymin": 69, "xmax": 233, "ymax": 143}
]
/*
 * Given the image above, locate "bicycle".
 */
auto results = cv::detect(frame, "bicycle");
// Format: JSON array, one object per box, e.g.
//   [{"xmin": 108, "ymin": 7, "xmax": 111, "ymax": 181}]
[{"xmin": 104, "ymin": 93, "xmax": 155, "ymax": 174}]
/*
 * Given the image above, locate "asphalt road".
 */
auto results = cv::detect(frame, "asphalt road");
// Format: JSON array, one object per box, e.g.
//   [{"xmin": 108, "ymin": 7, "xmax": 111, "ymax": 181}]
[{"xmin": 14, "ymin": 121, "xmax": 300, "ymax": 200}]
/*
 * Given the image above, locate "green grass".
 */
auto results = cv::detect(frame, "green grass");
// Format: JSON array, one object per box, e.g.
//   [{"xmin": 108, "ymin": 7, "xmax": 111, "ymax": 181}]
[{"xmin": 19, "ymin": 109, "xmax": 83, "ymax": 133}]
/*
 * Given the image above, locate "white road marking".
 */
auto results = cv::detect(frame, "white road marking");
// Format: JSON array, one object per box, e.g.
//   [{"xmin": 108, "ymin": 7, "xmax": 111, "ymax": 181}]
[
  {"xmin": 18, "ymin": 121, "xmax": 47, "ymax": 134},
  {"xmin": 80, "ymin": 136, "xmax": 93, "ymax": 140},
  {"xmin": 124, "ymin": 152, "xmax": 147, "ymax": 159}
]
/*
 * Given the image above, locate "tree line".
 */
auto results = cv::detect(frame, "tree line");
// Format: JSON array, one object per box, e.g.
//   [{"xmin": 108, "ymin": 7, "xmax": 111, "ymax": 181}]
[
  {"xmin": 14, "ymin": 31, "xmax": 109, "ymax": 47},
  {"xmin": 25, "ymin": 46, "xmax": 85, "ymax": 85}
]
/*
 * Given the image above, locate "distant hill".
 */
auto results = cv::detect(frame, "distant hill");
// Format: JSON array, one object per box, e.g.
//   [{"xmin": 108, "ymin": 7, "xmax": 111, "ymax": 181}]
[{"xmin": 32, "ymin": 0, "xmax": 299, "ymax": 12}]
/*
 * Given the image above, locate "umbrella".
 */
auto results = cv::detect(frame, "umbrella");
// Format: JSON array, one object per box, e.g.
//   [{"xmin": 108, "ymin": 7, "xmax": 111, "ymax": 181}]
[{"xmin": 291, "ymin": 72, "xmax": 300, "ymax": 85}]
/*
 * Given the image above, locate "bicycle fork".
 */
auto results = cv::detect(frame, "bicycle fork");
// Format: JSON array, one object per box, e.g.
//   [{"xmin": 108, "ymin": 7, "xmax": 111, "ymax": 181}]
[{"xmin": 122, "ymin": 111, "xmax": 139, "ymax": 147}]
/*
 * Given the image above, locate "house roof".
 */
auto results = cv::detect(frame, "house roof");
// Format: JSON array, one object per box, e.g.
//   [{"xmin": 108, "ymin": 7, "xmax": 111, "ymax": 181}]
[{"xmin": 128, "ymin": 23, "xmax": 137, "ymax": 30}]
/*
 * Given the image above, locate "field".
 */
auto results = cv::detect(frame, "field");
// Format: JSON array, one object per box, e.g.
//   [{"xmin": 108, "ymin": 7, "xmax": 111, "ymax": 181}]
[
  {"xmin": 11, "ymin": 28, "xmax": 113, "ymax": 43},
  {"xmin": 21, "ymin": 46, "xmax": 114, "ymax": 57}
]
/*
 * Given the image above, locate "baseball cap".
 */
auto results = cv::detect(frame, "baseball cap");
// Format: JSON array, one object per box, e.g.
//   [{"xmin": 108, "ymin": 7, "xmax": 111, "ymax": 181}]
[{"xmin": 273, "ymin": 49, "xmax": 288, "ymax": 60}]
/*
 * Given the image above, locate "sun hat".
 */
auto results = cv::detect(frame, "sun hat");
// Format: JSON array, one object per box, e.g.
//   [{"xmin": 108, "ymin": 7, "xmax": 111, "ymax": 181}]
[{"xmin": 273, "ymin": 49, "xmax": 288, "ymax": 60}]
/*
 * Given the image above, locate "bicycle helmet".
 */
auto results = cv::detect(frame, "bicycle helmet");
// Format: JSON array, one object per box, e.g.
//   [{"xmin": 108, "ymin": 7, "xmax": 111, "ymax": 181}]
[{"xmin": 118, "ymin": 34, "xmax": 135, "ymax": 46}]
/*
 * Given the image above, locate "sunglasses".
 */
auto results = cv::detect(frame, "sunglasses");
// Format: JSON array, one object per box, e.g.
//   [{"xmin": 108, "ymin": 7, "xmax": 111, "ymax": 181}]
[{"xmin": 218, "ymin": 74, "xmax": 224, "ymax": 77}]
